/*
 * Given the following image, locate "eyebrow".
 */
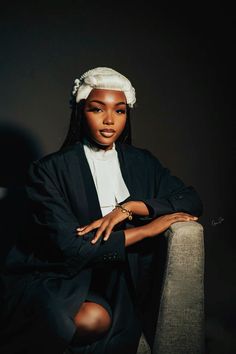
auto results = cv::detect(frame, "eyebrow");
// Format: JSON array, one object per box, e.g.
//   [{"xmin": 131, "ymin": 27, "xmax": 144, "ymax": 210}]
[{"xmin": 88, "ymin": 100, "xmax": 126, "ymax": 106}]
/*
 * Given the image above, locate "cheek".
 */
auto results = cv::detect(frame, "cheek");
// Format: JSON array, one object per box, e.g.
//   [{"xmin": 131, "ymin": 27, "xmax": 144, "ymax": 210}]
[
  {"xmin": 84, "ymin": 115, "xmax": 99, "ymax": 131},
  {"xmin": 119, "ymin": 117, "xmax": 127, "ymax": 130}
]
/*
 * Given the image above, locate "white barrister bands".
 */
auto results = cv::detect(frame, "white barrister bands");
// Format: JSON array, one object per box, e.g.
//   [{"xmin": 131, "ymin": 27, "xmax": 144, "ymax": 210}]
[
  {"xmin": 83, "ymin": 138, "xmax": 130, "ymax": 216},
  {"xmin": 72, "ymin": 67, "xmax": 136, "ymax": 108}
]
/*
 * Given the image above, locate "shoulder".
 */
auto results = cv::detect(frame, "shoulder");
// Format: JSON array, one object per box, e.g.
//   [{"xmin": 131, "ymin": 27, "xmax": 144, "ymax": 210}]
[
  {"xmin": 31, "ymin": 144, "xmax": 80, "ymax": 171},
  {"xmin": 118, "ymin": 142, "xmax": 160, "ymax": 165}
]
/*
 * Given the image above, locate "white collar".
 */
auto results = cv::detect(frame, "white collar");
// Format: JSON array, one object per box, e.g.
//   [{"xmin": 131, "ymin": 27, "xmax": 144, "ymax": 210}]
[{"xmin": 83, "ymin": 138, "xmax": 116, "ymax": 161}]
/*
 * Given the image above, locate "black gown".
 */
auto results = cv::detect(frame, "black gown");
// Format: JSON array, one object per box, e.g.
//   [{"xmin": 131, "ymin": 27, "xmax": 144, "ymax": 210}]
[{"xmin": 0, "ymin": 141, "xmax": 203, "ymax": 354}]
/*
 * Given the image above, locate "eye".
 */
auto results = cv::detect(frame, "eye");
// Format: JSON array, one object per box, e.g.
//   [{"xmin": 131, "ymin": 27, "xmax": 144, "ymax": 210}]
[
  {"xmin": 116, "ymin": 109, "xmax": 126, "ymax": 114},
  {"xmin": 88, "ymin": 107, "xmax": 103, "ymax": 113}
]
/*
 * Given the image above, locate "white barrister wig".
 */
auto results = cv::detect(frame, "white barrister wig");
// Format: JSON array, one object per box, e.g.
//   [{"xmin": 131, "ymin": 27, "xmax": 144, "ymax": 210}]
[{"xmin": 72, "ymin": 67, "xmax": 136, "ymax": 107}]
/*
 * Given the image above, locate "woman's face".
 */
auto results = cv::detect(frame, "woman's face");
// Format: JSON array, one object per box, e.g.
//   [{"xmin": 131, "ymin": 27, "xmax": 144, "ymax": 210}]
[{"xmin": 83, "ymin": 89, "xmax": 127, "ymax": 150}]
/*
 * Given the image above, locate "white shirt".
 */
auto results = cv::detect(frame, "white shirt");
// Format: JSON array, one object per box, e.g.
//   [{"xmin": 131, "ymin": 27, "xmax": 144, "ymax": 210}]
[{"xmin": 83, "ymin": 139, "xmax": 130, "ymax": 216}]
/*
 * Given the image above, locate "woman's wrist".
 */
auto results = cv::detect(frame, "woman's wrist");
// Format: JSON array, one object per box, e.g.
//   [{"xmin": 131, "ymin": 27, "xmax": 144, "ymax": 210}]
[
  {"xmin": 124, "ymin": 225, "xmax": 150, "ymax": 247},
  {"xmin": 113, "ymin": 203, "xmax": 133, "ymax": 220},
  {"xmin": 121, "ymin": 201, "xmax": 149, "ymax": 217}
]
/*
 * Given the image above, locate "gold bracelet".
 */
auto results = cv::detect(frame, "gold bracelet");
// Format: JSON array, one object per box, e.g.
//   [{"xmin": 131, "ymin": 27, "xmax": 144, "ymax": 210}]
[{"xmin": 113, "ymin": 203, "xmax": 133, "ymax": 220}]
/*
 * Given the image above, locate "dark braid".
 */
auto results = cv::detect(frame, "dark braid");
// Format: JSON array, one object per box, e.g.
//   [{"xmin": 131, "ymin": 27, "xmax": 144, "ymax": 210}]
[
  {"xmin": 118, "ymin": 106, "xmax": 132, "ymax": 145},
  {"xmin": 60, "ymin": 100, "xmax": 85, "ymax": 150}
]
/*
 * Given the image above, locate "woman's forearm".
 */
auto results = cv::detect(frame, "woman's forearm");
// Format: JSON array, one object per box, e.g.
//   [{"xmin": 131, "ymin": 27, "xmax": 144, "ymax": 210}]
[
  {"xmin": 122, "ymin": 201, "xmax": 149, "ymax": 217},
  {"xmin": 124, "ymin": 213, "xmax": 199, "ymax": 247},
  {"xmin": 124, "ymin": 225, "xmax": 148, "ymax": 247}
]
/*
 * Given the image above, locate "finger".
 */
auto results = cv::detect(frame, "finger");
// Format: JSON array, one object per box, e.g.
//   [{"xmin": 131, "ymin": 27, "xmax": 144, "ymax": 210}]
[
  {"xmin": 77, "ymin": 228, "xmax": 91, "ymax": 235},
  {"xmin": 182, "ymin": 213, "xmax": 198, "ymax": 219},
  {"xmin": 77, "ymin": 228, "xmax": 93, "ymax": 235},
  {"xmin": 76, "ymin": 225, "xmax": 88, "ymax": 237},
  {"xmin": 77, "ymin": 222, "xmax": 98, "ymax": 235},
  {"xmin": 77, "ymin": 232, "xmax": 84, "ymax": 237},
  {"xmin": 76, "ymin": 225, "xmax": 87, "ymax": 231},
  {"xmin": 76, "ymin": 218, "xmax": 104, "ymax": 232},
  {"xmin": 91, "ymin": 224, "xmax": 108, "ymax": 244},
  {"xmin": 184, "ymin": 214, "xmax": 198, "ymax": 220},
  {"xmin": 172, "ymin": 213, "xmax": 198, "ymax": 220},
  {"xmin": 175, "ymin": 215, "xmax": 198, "ymax": 222},
  {"xmin": 182, "ymin": 214, "xmax": 198, "ymax": 219},
  {"xmin": 102, "ymin": 226, "xmax": 114, "ymax": 241}
]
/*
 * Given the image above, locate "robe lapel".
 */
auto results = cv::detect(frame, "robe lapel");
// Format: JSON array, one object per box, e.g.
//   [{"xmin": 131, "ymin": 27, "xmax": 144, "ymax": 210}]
[
  {"xmin": 115, "ymin": 142, "xmax": 134, "ymax": 203},
  {"xmin": 75, "ymin": 142, "xmax": 103, "ymax": 221},
  {"xmin": 115, "ymin": 142, "xmax": 140, "ymax": 293},
  {"xmin": 72, "ymin": 141, "xmax": 139, "ymax": 292},
  {"xmin": 116, "ymin": 142, "xmax": 143, "ymax": 204}
]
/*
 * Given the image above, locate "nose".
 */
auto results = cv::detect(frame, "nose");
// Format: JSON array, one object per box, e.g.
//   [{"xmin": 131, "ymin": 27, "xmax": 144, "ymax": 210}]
[{"xmin": 103, "ymin": 111, "xmax": 114, "ymax": 125}]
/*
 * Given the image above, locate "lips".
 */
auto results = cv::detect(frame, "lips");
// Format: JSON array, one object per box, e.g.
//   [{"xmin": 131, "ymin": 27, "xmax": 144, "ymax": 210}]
[
  {"xmin": 100, "ymin": 129, "xmax": 115, "ymax": 133},
  {"xmin": 100, "ymin": 129, "xmax": 116, "ymax": 137}
]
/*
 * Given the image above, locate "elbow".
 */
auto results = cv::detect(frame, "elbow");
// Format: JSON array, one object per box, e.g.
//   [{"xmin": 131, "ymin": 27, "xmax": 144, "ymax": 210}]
[
  {"xmin": 186, "ymin": 186, "xmax": 204, "ymax": 217},
  {"xmin": 187, "ymin": 193, "xmax": 204, "ymax": 217},
  {"xmin": 193, "ymin": 200, "xmax": 204, "ymax": 217},
  {"xmin": 171, "ymin": 187, "xmax": 204, "ymax": 217},
  {"xmin": 197, "ymin": 199, "xmax": 204, "ymax": 217},
  {"xmin": 192, "ymin": 188, "xmax": 204, "ymax": 217}
]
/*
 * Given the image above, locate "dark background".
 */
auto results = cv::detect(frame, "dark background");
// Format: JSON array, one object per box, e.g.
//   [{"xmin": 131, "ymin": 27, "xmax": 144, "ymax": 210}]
[{"xmin": 0, "ymin": 1, "xmax": 235, "ymax": 353}]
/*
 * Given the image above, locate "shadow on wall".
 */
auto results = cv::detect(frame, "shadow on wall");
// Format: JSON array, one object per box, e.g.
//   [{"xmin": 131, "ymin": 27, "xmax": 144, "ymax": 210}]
[{"xmin": 0, "ymin": 122, "xmax": 42, "ymax": 265}]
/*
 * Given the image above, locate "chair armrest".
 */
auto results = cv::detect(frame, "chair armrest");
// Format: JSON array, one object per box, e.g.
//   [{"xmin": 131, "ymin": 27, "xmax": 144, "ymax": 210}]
[{"xmin": 152, "ymin": 221, "xmax": 205, "ymax": 354}]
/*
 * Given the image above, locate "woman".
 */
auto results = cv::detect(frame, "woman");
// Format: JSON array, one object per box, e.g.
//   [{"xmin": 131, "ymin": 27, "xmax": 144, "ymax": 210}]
[{"xmin": 0, "ymin": 67, "xmax": 203, "ymax": 354}]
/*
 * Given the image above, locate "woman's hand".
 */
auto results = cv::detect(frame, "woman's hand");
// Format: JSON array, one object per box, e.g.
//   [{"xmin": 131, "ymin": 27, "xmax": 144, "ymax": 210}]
[
  {"xmin": 76, "ymin": 207, "xmax": 129, "ymax": 244},
  {"xmin": 143, "ymin": 212, "xmax": 198, "ymax": 238}
]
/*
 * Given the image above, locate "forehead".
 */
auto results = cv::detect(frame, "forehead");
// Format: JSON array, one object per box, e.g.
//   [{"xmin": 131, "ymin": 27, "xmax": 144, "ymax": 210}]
[{"xmin": 86, "ymin": 89, "xmax": 127, "ymax": 104}]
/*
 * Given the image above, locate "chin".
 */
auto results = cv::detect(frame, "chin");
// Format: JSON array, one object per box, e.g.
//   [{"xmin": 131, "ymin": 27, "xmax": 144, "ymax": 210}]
[
  {"xmin": 96, "ymin": 135, "xmax": 118, "ymax": 145},
  {"xmin": 90, "ymin": 136, "xmax": 115, "ymax": 148}
]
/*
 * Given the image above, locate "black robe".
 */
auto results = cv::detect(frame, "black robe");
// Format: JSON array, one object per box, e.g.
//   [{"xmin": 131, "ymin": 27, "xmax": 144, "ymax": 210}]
[{"xmin": 0, "ymin": 141, "xmax": 203, "ymax": 354}]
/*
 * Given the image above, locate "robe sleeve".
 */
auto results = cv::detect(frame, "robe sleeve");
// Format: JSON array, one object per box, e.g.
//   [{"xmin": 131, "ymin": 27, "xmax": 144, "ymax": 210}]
[
  {"xmin": 136, "ymin": 152, "xmax": 203, "ymax": 220},
  {"xmin": 25, "ymin": 160, "xmax": 126, "ymax": 274}
]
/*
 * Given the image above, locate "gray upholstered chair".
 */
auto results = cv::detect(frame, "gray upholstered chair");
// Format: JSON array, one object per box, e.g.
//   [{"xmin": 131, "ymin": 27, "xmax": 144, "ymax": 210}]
[{"xmin": 137, "ymin": 221, "xmax": 205, "ymax": 354}]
